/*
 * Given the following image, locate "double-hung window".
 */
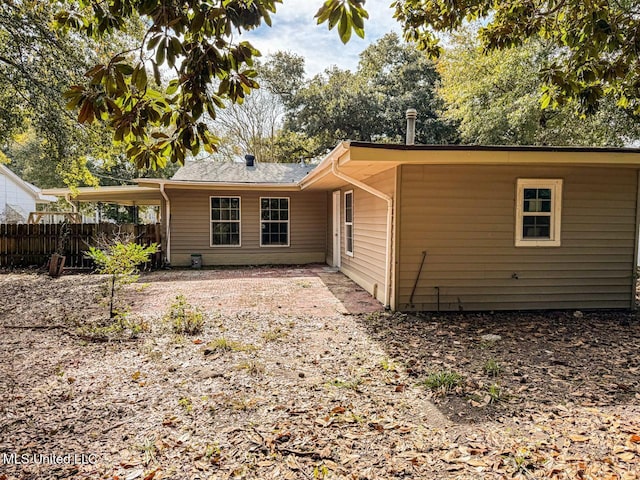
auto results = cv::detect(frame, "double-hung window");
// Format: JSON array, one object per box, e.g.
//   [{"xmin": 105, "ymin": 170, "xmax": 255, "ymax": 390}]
[
  {"xmin": 260, "ymin": 197, "xmax": 289, "ymax": 246},
  {"xmin": 345, "ymin": 191, "xmax": 354, "ymax": 256},
  {"xmin": 210, "ymin": 196, "xmax": 241, "ymax": 246},
  {"xmin": 515, "ymin": 179, "xmax": 562, "ymax": 247}
]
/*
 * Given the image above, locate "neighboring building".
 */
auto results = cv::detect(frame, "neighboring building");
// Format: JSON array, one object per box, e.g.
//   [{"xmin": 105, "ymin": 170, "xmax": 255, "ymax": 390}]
[
  {"xmin": 45, "ymin": 143, "xmax": 640, "ymax": 312},
  {"xmin": 0, "ymin": 164, "xmax": 56, "ymax": 223}
]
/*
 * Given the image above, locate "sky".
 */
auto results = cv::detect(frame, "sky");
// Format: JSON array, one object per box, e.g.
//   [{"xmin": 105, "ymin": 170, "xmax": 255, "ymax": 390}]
[{"xmin": 242, "ymin": 0, "xmax": 401, "ymax": 77}]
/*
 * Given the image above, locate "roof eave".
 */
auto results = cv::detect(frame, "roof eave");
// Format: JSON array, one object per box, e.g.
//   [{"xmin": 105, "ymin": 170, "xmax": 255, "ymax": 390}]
[
  {"xmin": 41, "ymin": 185, "xmax": 163, "ymax": 206},
  {"xmin": 298, "ymin": 141, "xmax": 351, "ymax": 190},
  {"xmin": 1, "ymin": 164, "xmax": 41, "ymax": 200},
  {"xmin": 137, "ymin": 179, "xmax": 302, "ymax": 191},
  {"xmin": 347, "ymin": 144, "xmax": 640, "ymax": 167}
]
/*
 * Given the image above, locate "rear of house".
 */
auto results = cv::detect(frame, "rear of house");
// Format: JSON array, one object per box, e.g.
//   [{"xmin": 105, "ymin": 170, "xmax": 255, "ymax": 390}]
[
  {"xmin": 301, "ymin": 143, "xmax": 640, "ymax": 312},
  {"xmin": 47, "ymin": 142, "xmax": 640, "ymax": 312}
]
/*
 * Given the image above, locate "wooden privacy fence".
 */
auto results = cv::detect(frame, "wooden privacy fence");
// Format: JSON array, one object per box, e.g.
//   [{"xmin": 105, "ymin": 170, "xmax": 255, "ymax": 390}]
[{"xmin": 0, "ymin": 223, "xmax": 162, "ymax": 269}]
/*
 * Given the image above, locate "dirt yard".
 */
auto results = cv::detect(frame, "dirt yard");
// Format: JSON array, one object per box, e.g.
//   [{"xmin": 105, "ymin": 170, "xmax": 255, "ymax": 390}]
[{"xmin": 1, "ymin": 266, "xmax": 639, "ymax": 480}]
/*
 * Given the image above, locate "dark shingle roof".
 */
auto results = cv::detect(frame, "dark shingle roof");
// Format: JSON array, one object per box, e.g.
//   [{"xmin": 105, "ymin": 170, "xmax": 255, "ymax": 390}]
[{"xmin": 171, "ymin": 161, "xmax": 314, "ymax": 184}]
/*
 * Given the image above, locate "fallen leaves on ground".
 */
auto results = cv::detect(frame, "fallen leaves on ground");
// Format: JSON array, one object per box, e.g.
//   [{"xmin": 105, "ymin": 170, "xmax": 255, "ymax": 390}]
[{"xmin": 0, "ymin": 269, "xmax": 638, "ymax": 479}]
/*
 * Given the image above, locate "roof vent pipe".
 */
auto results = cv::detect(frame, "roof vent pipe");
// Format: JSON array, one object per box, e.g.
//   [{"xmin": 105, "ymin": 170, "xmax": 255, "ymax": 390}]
[
  {"xmin": 245, "ymin": 154, "xmax": 255, "ymax": 167},
  {"xmin": 406, "ymin": 108, "xmax": 417, "ymax": 146}
]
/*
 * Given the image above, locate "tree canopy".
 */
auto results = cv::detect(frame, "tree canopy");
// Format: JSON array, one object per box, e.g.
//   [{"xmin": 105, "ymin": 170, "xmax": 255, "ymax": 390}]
[
  {"xmin": 39, "ymin": 0, "xmax": 640, "ymax": 170},
  {"xmin": 278, "ymin": 33, "xmax": 458, "ymax": 158},
  {"xmin": 0, "ymin": 0, "xmax": 97, "ymax": 187},
  {"xmin": 0, "ymin": 0, "xmax": 144, "ymax": 188},
  {"xmin": 437, "ymin": 33, "xmax": 640, "ymax": 146},
  {"xmin": 394, "ymin": 0, "xmax": 640, "ymax": 115},
  {"xmin": 55, "ymin": 0, "xmax": 369, "ymax": 168}
]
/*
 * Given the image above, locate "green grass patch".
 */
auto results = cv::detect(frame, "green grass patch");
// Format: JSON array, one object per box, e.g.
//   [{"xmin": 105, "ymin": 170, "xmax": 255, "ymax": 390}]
[{"xmin": 422, "ymin": 370, "xmax": 463, "ymax": 394}]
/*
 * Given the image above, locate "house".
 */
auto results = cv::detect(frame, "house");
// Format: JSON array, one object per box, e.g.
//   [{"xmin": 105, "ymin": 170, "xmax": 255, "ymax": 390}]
[
  {"xmin": 44, "ymin": 141, "xmax": 640, "ymax": 312},
  {"xmin": 0, "ymin": 164, "xmax": 57, "ymax": 223}
]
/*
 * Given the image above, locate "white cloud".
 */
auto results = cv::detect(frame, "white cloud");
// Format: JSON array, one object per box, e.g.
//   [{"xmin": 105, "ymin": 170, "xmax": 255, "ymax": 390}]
[{"xmin": 243, "ymin": 0, "xmax": 400, "ymax": 77}]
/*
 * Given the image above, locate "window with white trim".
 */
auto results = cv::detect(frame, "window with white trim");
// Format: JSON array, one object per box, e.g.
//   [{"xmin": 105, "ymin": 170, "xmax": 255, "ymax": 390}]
[
  {"xmin": 210, "ymin": 196, "xmax": 241, "ymax": 246},
  {"xmin": 515, "ymin": 179, "xmax": 562, "ymax": 247},
  {"xmin": 345, "ymin": 191, "xmax": 353, "ymax": 256},
  {"xmin": 260, "ymin": 197, "xmax": 289, "ymax": 246}
]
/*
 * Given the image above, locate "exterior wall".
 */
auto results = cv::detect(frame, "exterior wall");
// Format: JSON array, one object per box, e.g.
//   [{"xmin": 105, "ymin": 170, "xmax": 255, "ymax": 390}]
[
  {"xmin": 0, "ymin": 172, "xmax": 36, "ymax": 223},
  {"xmin": 397, "ymin": 164, "xmax": 638, "ymax": 311},
  {"xmin": 168, "ymin": 188, "xmax": 327, "ymax": 266},
  {"xmin": 335, "ymin": 168, "xmax": 396, "ymax": 304}
]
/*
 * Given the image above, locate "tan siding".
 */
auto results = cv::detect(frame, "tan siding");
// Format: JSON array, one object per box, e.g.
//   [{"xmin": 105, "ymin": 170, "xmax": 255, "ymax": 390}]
[
  {"xmin": 168, "ymin": 189, "xmax": 326, "ymax": 266},
  {"xmin": 398, "ymin": 165, "xmax": 638, "ymax": 311},
  {"xmin": 338, "ymin": 169, "xmax": 396, "ymax": 303}
]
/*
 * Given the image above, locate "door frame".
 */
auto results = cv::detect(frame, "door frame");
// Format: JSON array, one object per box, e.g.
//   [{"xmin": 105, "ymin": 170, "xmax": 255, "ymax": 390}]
[{"xmin": 332, "ymin": 190, "xmax": 341, "ymax": 268}]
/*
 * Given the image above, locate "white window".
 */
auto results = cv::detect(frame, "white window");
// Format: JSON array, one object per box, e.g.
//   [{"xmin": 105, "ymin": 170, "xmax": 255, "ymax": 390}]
[
  {"xmin": 260, "ymin": 197, "xmax": 289, "ymax": 247},
  {"xmin": 345, "ymin": 191, "xmax": 353, "ymax": 256},
  {"xmin": 515, "ymin": 179, "xmax": 562, "ymax": 247},
  {"xmin": 210, "ymin": 196, "xmax": 241, "ymax": 247}
]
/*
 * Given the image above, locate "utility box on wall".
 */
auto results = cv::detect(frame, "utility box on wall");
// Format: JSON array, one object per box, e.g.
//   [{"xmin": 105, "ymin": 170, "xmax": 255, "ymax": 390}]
[{"xmin": 190, "ymin": 253, "xmax": 202, "ymax": 269}]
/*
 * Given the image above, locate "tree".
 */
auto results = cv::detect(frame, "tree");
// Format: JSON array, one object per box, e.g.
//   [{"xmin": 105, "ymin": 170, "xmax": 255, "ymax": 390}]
[
  {"xmin": 202, "ymin": 51, "xmax": 322, "ymax": 163},
  {"xmin": 87, "ymin": 238, "xmax": 158, "ymax": 319},
  {"xmin": 56, "ymin": 0, "xmax": 369, "ymax": 168},
  {"xmin": 280, "ymin": 33, "xmax": 458, "ymax": 156},
  {"xmin": 394, "ymin": 0, "xmax": 640, "ymax": 116},
  {"xmin": 0, "ymin": 0, "xmax": 142, "ymax": 188},
  {"xmin": 212, "ymin": 75, "xmax": 285, "ymax": 163},
  {"xmin": 437, "ymin": 34, "xmax": 640, "ymax": 146},
  {"xmin": 198, "ymin": 52, "xmax": 307, "ymax": 163},
  {"xmin": 356, "ymin": 32, "xmax": 458, "ymax": 144},
  {"xmin": 284, "ymin": 66, "xmax": 380, "ymax": 155},
  {"xmin": 55, "ymin": 1, "xmax": 640, "ymax": 166}
]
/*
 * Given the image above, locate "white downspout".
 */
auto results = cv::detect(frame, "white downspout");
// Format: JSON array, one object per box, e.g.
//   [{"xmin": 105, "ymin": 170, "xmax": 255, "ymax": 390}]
[
  {"xmin": 331, "ymin": 159, "xmax": 393, "ymax": 309},
  {"xmin": 159, "ymin": 183, "xmax": 171, "ymax": 264}
]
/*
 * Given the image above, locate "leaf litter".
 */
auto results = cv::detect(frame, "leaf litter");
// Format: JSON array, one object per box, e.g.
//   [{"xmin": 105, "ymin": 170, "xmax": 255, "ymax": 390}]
[{"xmin": 0, "ymin": 268, "xmax": 638, "ymax": 479}]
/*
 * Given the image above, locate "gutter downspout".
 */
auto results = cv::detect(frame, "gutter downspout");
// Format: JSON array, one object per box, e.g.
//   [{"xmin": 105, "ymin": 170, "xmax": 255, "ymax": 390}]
[
  {"xmin": 64, "ymin": 194, "xmax": 77, "ymax": 212},
  {"xmin": 331, "ymin": 158, "xmax": 393, "ymax": 309},
  {"xmin": 159, "ymin": 183, "xmax": 171, "ymax": 265}
]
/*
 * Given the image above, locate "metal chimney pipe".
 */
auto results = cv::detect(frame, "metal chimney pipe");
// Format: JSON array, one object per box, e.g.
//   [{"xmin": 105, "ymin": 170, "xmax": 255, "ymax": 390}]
[{"xmin": 406, "ymin": 108, "xmax": 417, "ymax": 145}]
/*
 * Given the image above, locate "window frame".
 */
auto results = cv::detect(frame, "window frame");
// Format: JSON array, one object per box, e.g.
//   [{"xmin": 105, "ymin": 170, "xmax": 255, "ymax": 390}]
[
  {"xmin": 515, "ymin": 179, "xmax": 562, "ymax": 247},
  {"xmin": 259, "ymin": 196, "xmax": 291, "ymax": 248},
  {"xmin": 209, "ymin": 196, "xmax": 242, "ymax": 248},
  {"xmin": 344, "ymin": 190, "xmax": 354, "ymax": 257}
]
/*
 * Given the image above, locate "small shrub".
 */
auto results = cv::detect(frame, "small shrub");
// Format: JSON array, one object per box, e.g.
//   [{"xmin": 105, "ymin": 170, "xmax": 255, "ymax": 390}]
[
  {"xmin": 328, "ymin": 378, "xmax": 362, "ymax": 391},
  {"xmin": 207, "ymin": 337, "xmax": 233, "ymax": 353},
  {"xmin": 236, "ymin": 360, "xmax": 265, "ymax": 375},
  {"xmin": 233, "ymin": 397, "xmax": 259, "ymax": 411},
  {"xmin": 178, "ymin": 396, "xmax": 193, "ymax": 413},
  {"xmin": 166, "ymin": 294, "xmax": 205, "ymax": 335},
  {"xmin": 86, "ymin": 238, "xmax": 158, "ymax": 319},
  {"xmin": 204, "ymin": 443, "xmax": 221, "ymax": 465},
  {"xmin": 422, "ymin": 370, "xmax": 463, "ymax": 394},
  {"xmin": 77, "ymin": 311, "xmax": 149, "ymax": 340},
  {"xmin": 138, "ymin": 436, "xmax": 157, "ymax": 466},
  {"xmin": 379, "ymin": 357, "xmax": 398, "ymax": 372},
  {"xmin": 487, "ymin": 383, "xmax": 505, "ymax": 404},
  {"xmin": 484, "ymin": 359, "xmax": 502, "ymax": 377},
  {"xmin": 261, "ymin": 326, "xmax": 288, "ymax": 342},
  {"xmin": 204, "ymin": 337, "xmax": 257, "ymax": 354},
  {"xmin": 313, "ymin": 464, "xmax": 330, "ymax": 479}
]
